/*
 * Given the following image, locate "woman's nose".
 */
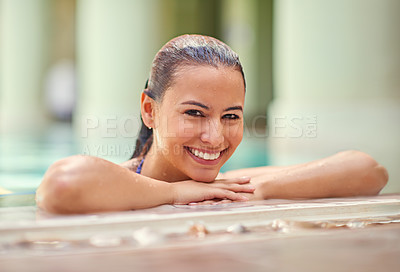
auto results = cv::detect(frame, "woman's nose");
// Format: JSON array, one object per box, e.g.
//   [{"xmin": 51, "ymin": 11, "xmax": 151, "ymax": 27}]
[{"xmin": 200, "ymin": 119, "xmax": 224, "ymax": 146}]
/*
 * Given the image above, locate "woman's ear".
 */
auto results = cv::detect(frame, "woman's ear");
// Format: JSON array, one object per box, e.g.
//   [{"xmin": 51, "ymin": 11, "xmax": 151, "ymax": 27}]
[{"xmin": 140, "ymin": 91, "xmax": 156, "ymax": 129}]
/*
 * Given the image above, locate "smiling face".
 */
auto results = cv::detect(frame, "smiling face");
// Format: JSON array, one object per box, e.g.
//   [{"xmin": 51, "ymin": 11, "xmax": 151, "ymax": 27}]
[{"xmin": 142, "ymin": 65, "xmax": 245, "ymax": 182}]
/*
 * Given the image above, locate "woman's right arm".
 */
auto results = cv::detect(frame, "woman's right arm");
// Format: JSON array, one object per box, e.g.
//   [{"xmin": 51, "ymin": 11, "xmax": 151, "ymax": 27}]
[{"xmin": 36, "ymin": 155, "xmax": 253, "ymax": 214}]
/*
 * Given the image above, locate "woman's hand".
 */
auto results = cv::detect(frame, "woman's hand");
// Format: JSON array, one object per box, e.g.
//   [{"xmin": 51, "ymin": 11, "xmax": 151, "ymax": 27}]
[
  {"xmin": 171, "ymin": 176, "xmax": 255, "ymax": 205},
  {"xmin": 228, "ymin": 150, "xmax": 388, "ymax": 200}
]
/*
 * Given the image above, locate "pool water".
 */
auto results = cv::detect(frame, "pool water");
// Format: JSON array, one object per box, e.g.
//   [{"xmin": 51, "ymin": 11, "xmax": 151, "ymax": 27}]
[
  {"xmin": 1, "ymin": 123, "xmax": 399, "ymax": 272},
  {"xmin": 0, "ymin": 123, "xmax": 78, "ymax": 193},
  {"xmin": 0, "ymin": 122, "xmax": 268, "ymax": 194}
]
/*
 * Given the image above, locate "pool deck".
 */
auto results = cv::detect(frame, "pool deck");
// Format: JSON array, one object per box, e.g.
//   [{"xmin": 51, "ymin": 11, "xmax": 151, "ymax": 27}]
[{"xmin": 1, "ymin": 194, "xmax": 400, "ymax": 271}]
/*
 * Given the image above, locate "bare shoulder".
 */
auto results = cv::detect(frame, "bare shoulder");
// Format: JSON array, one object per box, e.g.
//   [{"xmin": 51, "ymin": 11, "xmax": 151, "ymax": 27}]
[{"xmin": 120, "ymin": 158, "xmax": 141, "ymax": 172}]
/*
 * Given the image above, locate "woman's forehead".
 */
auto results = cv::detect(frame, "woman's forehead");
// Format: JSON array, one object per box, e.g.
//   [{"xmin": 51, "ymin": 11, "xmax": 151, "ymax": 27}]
[{"xmin": 164, "ymin": 66, "xmax": 245, "ymax": 106}]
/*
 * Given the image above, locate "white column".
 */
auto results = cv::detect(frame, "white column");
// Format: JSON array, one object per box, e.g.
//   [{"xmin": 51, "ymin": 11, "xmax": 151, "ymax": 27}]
[
  {"xmin": 270, "ymin": 0, "xmax": 400, "ymax": 193},
  {"xmin": 0, "ymin": 0, "xmax": 49, "ymax": 132},
  {"xmin": 75, "ymin": 0, "xmax": 161, "ymax": 162},
  {"xmin": 221, "ymin": 0, "xmax": 259, "ymax": 118}
]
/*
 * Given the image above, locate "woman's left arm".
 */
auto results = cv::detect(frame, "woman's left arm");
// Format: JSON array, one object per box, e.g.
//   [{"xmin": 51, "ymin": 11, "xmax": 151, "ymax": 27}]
[{"xmin": 223, "ymin": 150, "xmax": 388, "ymax": 199}]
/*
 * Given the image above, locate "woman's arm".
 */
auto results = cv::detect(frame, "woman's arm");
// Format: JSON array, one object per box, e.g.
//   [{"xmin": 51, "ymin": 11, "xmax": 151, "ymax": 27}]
[
  {"xmin": 223, "ymin": 150, "xmax": 388, "ymax": 199},
  {"xmin": 36, "ymin": 155, "xmax": 254, "ymax": 214}
]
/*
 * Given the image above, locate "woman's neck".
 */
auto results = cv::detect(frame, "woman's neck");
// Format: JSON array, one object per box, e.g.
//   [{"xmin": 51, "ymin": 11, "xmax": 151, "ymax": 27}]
[{"xmin": 140, "ymin": 146, "xmax": 189, "ymax": 182}]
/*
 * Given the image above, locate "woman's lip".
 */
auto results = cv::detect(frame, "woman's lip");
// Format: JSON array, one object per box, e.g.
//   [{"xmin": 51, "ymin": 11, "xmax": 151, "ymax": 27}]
[
  {"xmin": 185, "ymin": 147, "xmax": 225, "ymax": 166},
  {"xmin": 184, "ymin": 146, "xmax": 227, "ymax": 154}
]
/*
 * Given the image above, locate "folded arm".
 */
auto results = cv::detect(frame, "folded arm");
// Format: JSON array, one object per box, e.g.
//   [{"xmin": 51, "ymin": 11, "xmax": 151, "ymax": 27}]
[
  {"xmin": 36, "ymin": 155, "xmax": 253, "ymax": 214},
  {"xmin": 222, "ymin": 150, "xmax": 388, "ymax": 200}
]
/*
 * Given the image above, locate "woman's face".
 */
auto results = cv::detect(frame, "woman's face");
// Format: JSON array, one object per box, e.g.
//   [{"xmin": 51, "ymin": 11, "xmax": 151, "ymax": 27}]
[{"xmin": 152, "ymin": 65, "xmax": 245, "ymax": 182}]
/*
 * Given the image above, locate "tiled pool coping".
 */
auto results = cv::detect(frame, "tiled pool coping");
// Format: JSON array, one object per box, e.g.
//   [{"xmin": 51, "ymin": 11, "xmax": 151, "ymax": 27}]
[{"xmin": 1, "ymin": 194, "xmax": 399, "ymax": 272}]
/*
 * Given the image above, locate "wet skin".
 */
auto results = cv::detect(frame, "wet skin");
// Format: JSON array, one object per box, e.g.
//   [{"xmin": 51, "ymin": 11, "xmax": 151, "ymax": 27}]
[{"xmin": 140, "ymin": 66, "xmax": 245, "ymax": 183}]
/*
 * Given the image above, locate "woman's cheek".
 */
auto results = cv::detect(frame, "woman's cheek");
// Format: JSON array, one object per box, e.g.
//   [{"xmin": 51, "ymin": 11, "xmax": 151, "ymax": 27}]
[
  {"xmin": 158, "ymin": 115, "xmax": 178, "ymax": 138},
  {"xmin": 226, "ymin": 122, "xmax": 243, "ymax": 142},
  {"xmin": 177, "ymin": 117, "xmax": 200, "ymax": 139}
]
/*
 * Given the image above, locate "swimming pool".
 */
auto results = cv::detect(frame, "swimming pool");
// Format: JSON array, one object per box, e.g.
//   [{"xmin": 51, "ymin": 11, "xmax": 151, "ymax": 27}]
[
  {"xmin": 1, "ymin": 195, "xmax": 399, "ymax": 271},
  {"xmin": 0, "ymin": 122, "xmax": 269, "ymax": 194},
  {"xmin": 0, "ymin": 123, "xmax": 77, "ymax": 194},
  {"xmin": 1, "ymin": 123, "xmax": 400, "ymax": 272}
]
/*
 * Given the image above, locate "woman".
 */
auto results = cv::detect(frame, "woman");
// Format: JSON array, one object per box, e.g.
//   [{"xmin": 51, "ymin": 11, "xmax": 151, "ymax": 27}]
[{"xmin": 36, "ymin": 35, "xmax": 388, "ymax": 214}]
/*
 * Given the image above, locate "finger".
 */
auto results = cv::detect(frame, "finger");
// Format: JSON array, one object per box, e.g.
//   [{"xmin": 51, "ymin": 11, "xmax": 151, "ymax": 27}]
[
  {"xmin": 211, "ymin": 199, "xmax": 232, "ymax": 205},
  {"xmin": 189, "ymin": 200, "xmax": 217, "ymax": 206},
  {"xmin": 210, "ymin": 183, "xmax": 256, "ymax": 193},
  {"xmin": 230, "ymin": 184, "xmax": 256, "ymax": 193},
  {"xmin": 212, "ymin": 190, "xmax": 248, "ymax": 202},
  {"xmin": 199, "ymin": 200, "xmax": 217, "ymax": 205},
  {"xmin": 215, "ymin": 176, "xmax": 251, "ymax": 185}
]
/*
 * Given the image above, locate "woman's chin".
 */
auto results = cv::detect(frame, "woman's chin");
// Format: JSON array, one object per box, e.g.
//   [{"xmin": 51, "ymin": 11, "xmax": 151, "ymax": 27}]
[{"xmin": 188, "ymin": 171, "xmax": 219, "ymax": 183}]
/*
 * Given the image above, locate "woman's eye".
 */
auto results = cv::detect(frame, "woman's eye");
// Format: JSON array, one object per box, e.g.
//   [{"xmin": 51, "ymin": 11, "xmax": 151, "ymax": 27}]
[
  {"xmin": 223, "ymin": 114, "xmax": 240, "ymax": 120},
  {"xmin": 184, "ymin": 109, "xmax": 204, "ymax": 117}
]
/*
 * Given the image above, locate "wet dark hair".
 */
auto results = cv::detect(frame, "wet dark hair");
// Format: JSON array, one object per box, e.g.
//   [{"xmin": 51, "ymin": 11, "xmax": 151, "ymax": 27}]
[{"xmin": 131, "ymin": 34, "xmax": 246, "ymax": 159}]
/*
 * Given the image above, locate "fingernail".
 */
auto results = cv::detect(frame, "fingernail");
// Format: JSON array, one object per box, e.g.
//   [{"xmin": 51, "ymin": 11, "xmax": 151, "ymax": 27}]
[
  {"xmin": 240, "ymin": 195, "xmax": 249, "ymax": 201},
  {"xmin": 240, "ymin": 176, "xmax": 251, "ymax": 180},
  {"xmin": 247, "ymin": 185, "xmax": 256, "ymax": 190}
]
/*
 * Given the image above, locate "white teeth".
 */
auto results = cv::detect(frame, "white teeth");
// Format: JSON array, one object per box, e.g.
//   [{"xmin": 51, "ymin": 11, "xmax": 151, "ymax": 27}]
[{"xmin": 189, "ymin": 148, "xmax": 221, "ymax": 161}]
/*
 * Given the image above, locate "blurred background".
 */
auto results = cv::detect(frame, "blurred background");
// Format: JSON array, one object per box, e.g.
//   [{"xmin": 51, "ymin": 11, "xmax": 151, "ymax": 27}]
[{"xmin": 0, "ymin": 0, "xmax": 399, "ymax": 194}]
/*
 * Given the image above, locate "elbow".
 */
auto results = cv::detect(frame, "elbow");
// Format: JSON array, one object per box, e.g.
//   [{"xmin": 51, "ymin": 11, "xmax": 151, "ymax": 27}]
[
  {"xmin": 365, "ymin": 163, "xmax": 389, "ymax": 195},
  {"xmin": 37, "ymin": 156, "xmax": 83, "ymax": 214},
  {"xmin": 343, "ymin": 150, "xmax": 389, "ymax": 195}
]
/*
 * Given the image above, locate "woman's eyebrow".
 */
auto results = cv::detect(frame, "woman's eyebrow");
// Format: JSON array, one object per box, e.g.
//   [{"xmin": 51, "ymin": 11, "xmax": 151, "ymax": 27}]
[
  {"xmin": 181, "ymin": 101, "xmax": 242, "ymax": 112},
  {"xmin": 181, "ymin": 100, "xmax": 209, "ymax": 110},
  {"xmin": 224, "ymin": 106, "xmax": 243, "ymax": 112}
]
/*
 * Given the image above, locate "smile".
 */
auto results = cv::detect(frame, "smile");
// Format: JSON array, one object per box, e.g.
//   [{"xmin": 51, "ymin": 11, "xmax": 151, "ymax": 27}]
[{"xmin": 185, "ymin": 147, "xmax": 225, "ymax": 161}]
